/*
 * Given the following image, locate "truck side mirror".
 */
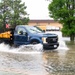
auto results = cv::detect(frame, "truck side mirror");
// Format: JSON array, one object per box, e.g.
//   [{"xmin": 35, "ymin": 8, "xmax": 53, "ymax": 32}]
[
  {"xmin": 19, "ymin": 31, "xmax": 23, "ymax": 35},
  {"xmin": 25, "ymin": 32, "xmax": 28, "ymax": 36}
]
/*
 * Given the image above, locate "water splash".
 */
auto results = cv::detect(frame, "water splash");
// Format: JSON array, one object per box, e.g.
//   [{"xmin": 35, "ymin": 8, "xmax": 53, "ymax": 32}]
[
  {"xmin": 57, "ymin": 36, "xmax": 69, "ymax": 50},
  {"xmin": 0, "ymin": 43, "xmax": 43, "ymax": 54}
]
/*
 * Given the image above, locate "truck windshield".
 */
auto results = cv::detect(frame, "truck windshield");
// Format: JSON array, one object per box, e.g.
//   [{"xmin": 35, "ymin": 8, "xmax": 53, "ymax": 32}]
[{"xmin": 25, "ymin": 26, "xmax": 43, "ymax": 33}]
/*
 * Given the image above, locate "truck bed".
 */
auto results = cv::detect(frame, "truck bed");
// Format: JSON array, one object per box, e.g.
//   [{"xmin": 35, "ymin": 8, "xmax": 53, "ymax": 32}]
[
  {"xmin": 0, "ymin": 28, "xmax": 14, "ymax": 44},
  {"xmin": 0, "ymin": 31, "xmax": 12, "ymax": 39}
]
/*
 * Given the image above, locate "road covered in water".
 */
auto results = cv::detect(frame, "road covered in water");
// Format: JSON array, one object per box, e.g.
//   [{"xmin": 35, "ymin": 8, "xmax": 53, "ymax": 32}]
[{"xmin": 0, "ymin": 37, "xmax": 75, "ymax": 75}]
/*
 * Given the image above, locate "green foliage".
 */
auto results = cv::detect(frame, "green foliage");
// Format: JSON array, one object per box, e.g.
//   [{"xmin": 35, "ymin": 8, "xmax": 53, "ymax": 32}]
[
  {"xmin": 0, "ymin": 0, "xmax": 29, "ymax": 31},
  {"xmin": 48, "ymin": 0, "xmax": 75, "ymax": 41},
  {"xmin": 0, "ymin": 0, "xmax": 11, "ymax": 31}
]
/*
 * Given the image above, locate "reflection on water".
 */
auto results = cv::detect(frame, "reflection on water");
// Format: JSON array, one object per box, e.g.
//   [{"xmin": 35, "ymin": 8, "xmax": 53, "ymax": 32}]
[
  {"xmin": 0, "ymin": 38, "xmax": 75, "ymax": 75},
  {"xmin": 43, "ymin": 41, "xmax": 75, "ymax": 75}
]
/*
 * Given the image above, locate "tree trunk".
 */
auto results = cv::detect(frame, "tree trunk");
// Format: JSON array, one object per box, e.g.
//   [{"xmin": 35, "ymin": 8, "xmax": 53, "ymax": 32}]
[{"xmin": 70, "ymin": 34, "xmax": 75, "ymax": 42}]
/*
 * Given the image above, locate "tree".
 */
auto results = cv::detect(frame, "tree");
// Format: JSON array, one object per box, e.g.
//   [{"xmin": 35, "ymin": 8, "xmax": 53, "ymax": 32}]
[
  {"xmin": 0, "ymin": 0, "xmax": 29, "ymax": 31},
  {"xmin": 48, "ymin": 0, "xmax": 75, "ymax": 41},
  {"xmin": 0, "ymin": 0, "xmax": 11, "ymax": 31},
  {"xmin": 9, "ymin": 0, "xmax": 29, "ymax": 27}
]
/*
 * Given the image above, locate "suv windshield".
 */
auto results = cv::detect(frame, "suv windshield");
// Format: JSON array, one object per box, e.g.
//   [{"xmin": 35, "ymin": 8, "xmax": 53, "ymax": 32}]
[{"xmin": 25, "ymin": 26, "xmax": 43, "ymax": 33}]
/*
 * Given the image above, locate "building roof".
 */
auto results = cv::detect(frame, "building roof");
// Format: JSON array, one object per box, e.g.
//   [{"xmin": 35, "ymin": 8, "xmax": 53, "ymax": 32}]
[{"xmin": 29, "ymin": 20, "xmax": 58, "ymax": 23}]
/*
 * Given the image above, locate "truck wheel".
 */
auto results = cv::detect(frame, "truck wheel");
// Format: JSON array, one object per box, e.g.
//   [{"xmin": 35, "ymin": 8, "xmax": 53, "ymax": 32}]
[{"xmin": 31, "ymin": 40, "xmax": 39, "ymax": 44}]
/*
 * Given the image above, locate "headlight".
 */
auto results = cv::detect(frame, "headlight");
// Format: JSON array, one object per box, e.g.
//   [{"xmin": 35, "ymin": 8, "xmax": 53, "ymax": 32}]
[{"xmin": 42, "ymin": 37, "xmax": 47, "ymax": 43}]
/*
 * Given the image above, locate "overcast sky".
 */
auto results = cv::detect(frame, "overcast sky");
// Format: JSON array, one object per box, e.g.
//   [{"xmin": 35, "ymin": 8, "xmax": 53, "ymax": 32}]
[{"xmin": 22, "ymin": 0, "xmax": 52, "ymax": 20}]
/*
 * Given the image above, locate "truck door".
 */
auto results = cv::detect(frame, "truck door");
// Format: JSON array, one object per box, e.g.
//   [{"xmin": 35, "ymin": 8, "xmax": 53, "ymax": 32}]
[{"xmin": 14, "ymin": 27, "xmax": 28, "ymax": 45}]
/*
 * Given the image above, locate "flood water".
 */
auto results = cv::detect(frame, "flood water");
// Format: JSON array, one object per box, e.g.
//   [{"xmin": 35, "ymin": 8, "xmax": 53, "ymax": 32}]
[{"xmin": 0, "ymin": 37, "xmax": 75, "ymax": 75}]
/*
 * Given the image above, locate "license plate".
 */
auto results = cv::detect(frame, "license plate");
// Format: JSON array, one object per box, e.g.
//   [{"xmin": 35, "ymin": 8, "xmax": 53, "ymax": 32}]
[{"xmin": 54, "ymin": 45, "xmax": 57, "ymax": 47}]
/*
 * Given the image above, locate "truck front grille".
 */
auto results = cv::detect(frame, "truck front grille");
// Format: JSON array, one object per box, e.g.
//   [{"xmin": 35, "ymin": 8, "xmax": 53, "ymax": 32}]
[{"xmin": 46, "ymin": 37, "xmax": 58, "ymax": 43}]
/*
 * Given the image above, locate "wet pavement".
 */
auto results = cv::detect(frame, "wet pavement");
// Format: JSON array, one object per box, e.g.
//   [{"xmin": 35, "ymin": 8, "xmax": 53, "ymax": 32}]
[{"xmin": 0, "ymin": 38, "xmax": 75, "ymax": 75}]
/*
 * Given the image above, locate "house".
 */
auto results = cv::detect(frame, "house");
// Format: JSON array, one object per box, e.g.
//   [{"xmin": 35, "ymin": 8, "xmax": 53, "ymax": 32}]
[{"xmin": 28, "ymin": 20, "xmax": 63, "ymax": 30}]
